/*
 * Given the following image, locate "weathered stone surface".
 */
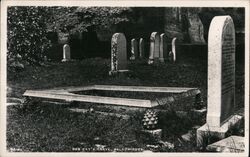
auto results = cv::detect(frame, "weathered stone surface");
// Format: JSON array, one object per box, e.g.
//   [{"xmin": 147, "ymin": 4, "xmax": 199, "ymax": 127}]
[
  {"xmin": 197, "ymin": 16, "xmax": 240, "ymax": 147},
  {"xmin": 159, "ymin": 33, "xmax": 167, "ymax": 62},
  {"xmin": 62, "ymin": 44, "xmax": 71, "ymax": 62},
  {"xmin": 187, "ymin": 8, "xmax": 206, "ymax": 44},
  {"xmin": 110, "ymin": 33, "xmax": 128, "ymax": 73},
  {"xmin": 207, "ymin": 136, "xmax": 244, "ymax": 152},
  {"xmin": 169, "ymin": 37, "xmax": 177, "ymax": 63},
  {"xmin": 148, "ymin": 32, "xmax": 160, "ymax": 64},
  {"xmin": 207, "ymin": 15, "xmax": 235, "ymax": 128},
  {"xmin": 130, "ymin": 38, "xmax": 138, "ymax": 60},
  {"xmin": 139, "ymin": 38, "xmax": 145, "ymax": 58}
]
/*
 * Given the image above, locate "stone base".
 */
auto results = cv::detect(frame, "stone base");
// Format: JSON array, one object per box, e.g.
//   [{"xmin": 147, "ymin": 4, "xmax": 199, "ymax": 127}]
[
  {"xmin": 196, "ymin": 114, "xmax": 243, "ymax": 147},
  {"xmin": 159, "ymin": 58, "xmax": 164, "ymax": 63},
  {"xmin": 130, "ymin": 56, "xmax": 135, "ymax": 60},
  {"xmin": 206, "ymin": 136, "xmax": 244, "ymax": 152},
  {"xmin": 141, "ymin": 129, "xmax": 162, "ymax": 140},
  {"xmin": 61, "ymin": 59, "xmax": 70, "ymax": 62},
  {"xmin": 108, "ymin": 70, "xmax": 129, "ymax": 76}
]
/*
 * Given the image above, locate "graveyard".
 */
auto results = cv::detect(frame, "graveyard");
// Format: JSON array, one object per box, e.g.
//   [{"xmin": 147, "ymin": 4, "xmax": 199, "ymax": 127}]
[{"xmin": 6, "ymin": 7, "xmax": 246, "ymax": 153}]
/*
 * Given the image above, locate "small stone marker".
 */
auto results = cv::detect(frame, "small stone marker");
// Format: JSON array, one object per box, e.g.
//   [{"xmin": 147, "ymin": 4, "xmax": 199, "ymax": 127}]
[
  {"xmin": 109, "ymin": 33, "xmax": 128, "ymax": 74},
  {"xmin": 159, "ymin": 33, "xmax": 167, "ymax": 62},
  {"xmin": 169, "ymin": 37, "xmax": 177, "ymax": 63},
  {"xmin": 130, "ymin": 38, "xmax": 138, "ymax": 60},
  {"xmin": 62, "ymin": 44, "xmax": 71, "ymax": 62},
  {"xmin": 206, "ymin": 136, "xmax": 244, "ymax": 152},
  {"xmin": 148, "ymin": 32, "xmax": 160, "ymax": 64},
  {"xmin": 196, "ymin": 16, "xmax": 243, "ymax": 147},
  {"xmin": 139, "ymin": 38, "xmax": 145, "ymax": 58}
]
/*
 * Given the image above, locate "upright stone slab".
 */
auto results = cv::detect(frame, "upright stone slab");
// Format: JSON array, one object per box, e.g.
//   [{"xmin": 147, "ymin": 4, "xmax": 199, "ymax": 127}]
[
  {"xmin": 148, "ymin": 32, "xmax": 160, "ymax": 64},
  {"xmin": 159, "ymin": 33, "xmax": 167, "ymax": 62},
  {"xmin": 62, "ymin": 44, "xmax": 71, "ymax": 62},
  {"xmin": 169, "ymin": 37, "xmax": 177, "ymax": 63},
  {"xmin": 109, "ymin": 33, "xmax": 128, "ymax": 74},
  {"xmin": 130, "ymin": 39, "xmax": 138, "ymax": 60},
  {"xmin": 139, "ymin": 38, "xmax": 145, "ymax": 58},
  {"xmin": 197, "ymin": 16, "xmax": 242, "ymax": 147}
]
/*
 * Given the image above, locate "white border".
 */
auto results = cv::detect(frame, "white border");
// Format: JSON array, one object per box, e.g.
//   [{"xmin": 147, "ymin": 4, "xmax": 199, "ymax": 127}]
[{"xmin": 1, "ymin": 0, "xmax": 249, "ymax": 157}]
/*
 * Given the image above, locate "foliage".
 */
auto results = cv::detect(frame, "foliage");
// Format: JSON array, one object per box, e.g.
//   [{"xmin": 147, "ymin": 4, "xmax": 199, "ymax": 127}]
[
  {"xmin": 47, "ymin": 7, "xmax": 132, "ymax": 34},
  {"xmin": 7, "ymin": 7, "xmax": 52, "ymax": 67}
]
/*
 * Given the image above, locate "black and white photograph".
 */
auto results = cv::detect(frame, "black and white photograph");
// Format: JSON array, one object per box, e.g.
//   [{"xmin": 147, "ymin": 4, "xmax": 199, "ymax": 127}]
[{"xmin": 0, "ymin": 0, "xmax": 249, "ymax": 156}]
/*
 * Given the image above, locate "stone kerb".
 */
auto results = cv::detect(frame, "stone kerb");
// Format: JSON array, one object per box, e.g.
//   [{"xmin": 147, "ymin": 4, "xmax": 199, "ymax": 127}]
[
  {"xmin": 62, "ymin": 44, "xmax": 71, "ymax": 62},
  {"xmin": 196, "ymin": 15, "xmax": 242, "ymax": 147},
  {"xmin": 139, "ymin": 38, "xmax": 145, "ymax": 58},
  {"xmin": 148, "ymin": 32, "xmax": 160, "ymax": 64},
  {"xmin": 109, "ymin": 33, "xmax": 128, "ymax": 75}
]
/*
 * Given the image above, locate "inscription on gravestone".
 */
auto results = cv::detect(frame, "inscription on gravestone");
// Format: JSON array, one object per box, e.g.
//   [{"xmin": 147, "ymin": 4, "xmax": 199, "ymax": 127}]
[
  {"xmin": 207, "ymin": 16, "xmax": 235, "ymax": 127},
  {"xmin": 110, "ymin": 33, "xmax": 127, "ymax": 73}
]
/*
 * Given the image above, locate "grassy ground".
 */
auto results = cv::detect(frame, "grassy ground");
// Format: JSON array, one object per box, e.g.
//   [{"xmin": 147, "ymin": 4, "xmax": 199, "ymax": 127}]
[{"xmin": 7, "ymin": 56, "xmax": 245, "ymax": 152}]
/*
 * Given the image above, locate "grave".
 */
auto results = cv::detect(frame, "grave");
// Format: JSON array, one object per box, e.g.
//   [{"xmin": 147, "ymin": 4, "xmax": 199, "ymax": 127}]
[
  {"xmin": 159, "ymin": 33, "xmax": 167, "ymax": 62},
  {"xmin": 139, "ymin": 38, "xmax": 145, "ymax": 58},
  {"xmin": 130, "ymin": 38, "xmax": 138, "ymax": 60},
  {"xmin": 62, "ymin": 44, "xmax": 71, "ymax": 62},
  {"xmin": 148, "ymin": 32, "xmax": 160, "ymax": 64},
  {"xmin": 196, "ymin": 16, "xmax": 243, "ymax": 147},
  {"xmin": 23, "ymin": 85, "xmax": 200, "ymax": 109},
  {"xmin": 109, "ymin": 33, "xmax": 129, "ymax": 75}
]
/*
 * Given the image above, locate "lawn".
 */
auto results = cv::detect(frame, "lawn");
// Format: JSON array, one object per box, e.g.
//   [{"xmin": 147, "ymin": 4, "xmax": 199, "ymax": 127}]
[{"xmin": 6, "ymin": 56, "xmax": 245, "ymax": 152}]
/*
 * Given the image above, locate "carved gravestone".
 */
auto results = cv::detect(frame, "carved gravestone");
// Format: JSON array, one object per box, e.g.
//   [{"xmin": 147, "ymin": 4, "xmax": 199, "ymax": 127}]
[
  {"xmin": 169, "ymin": 37, "xmax": 177, "ymax": 63},
  {"xmin": 62, "ymin": 44, "xmax": 71, "ymax": 62},
  {"xmin": 109, "ymin": 33, "xmax": 128, "ymax": 74},
  {"xmin": 159, "ymin": 33, "xmax": 167, "ymax": 62},
  {"xmin": 148, "ymin": 32, "xmax": 160, "ymax": 64},
  {"xmin": 197, "ymin": 16, "xmax": 242, "ymax": 147},
  {"xmin": 130, "ymin": 39, "xmax": 138, "ymax": 60},
  {"xmin": 139, "ymin": 38, "xmax": 145, "ymax": 58}
]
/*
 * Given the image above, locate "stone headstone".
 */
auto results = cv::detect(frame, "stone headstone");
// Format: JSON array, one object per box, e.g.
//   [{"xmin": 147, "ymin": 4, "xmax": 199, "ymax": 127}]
[
  {"xmin": 139, "ymin": 38, "xmax": 145, "ymax": 58},
  {"xmin": 207, "ymin": 15, "xmax": 235, "ymax": 127},
  {"xmin": 110, "ymin": 33, "xmax": 128, "ymax": 74},
  {"xmin": 62, "ymin": 44, "xmax": 71, "ymax": 62},
  {"xmin": 196, "ymin": 16, "xmax": 242, "ymax": 147},
  {"xmin": 148, "ymin": 32, "xmax": 160, "ymax": 64},
  {"xmin": 159, "ymin": 33, "xmax": 167, "ymax": 62},
  {"xmin": 130, "ymin": 38, "xmax": 138, "ymax": 60},
  {"xmin": 169, "ymin": 37, "xmax": 177, "ymax": 63}
]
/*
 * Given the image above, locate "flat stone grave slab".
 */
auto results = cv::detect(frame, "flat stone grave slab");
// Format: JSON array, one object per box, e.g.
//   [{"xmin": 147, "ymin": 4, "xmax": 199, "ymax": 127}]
[
  {"xmin": 23, "ymin": 85, "xmax": 200, "ymax": 108},
  {"xmin": 206, "ymin": 136, "xmax": 244, "ymax": 152}
]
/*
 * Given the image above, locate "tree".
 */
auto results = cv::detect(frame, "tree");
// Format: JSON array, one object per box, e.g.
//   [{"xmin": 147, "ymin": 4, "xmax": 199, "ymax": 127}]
[
  {"xmin": 47, "ymin": 7, "xmax": 133, "ymax": 34},
  {"xmin": 7, "ymin": 6, "xmax": 52, "ymax": 68}
]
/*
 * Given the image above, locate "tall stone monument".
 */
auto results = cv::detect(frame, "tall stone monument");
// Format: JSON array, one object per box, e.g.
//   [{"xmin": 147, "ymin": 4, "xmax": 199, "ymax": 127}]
[
  {"xmin": 62, "ymin": 44, "xmax": 71, "ymax": 62},
  {"xmin": 139, "ymin": 38, "xmax": 145, "ymax": 58},
  {"xmin": 130, "ymin": 38, "xmax": 138, "ymax": 60},
  {"xmin": 148, "ymin": 32, "xmax": 160, "ymax": 64},
  {"xmin": 196, "ymin": 16, "xmax": 243, "ymax": 147},
  {"xmin": 159, "ymin": 33, "xmax": 167, "ymax": 62},
  {"xmin": 109, "ymin": 33, "xmax": 128, "ymax": 75}
]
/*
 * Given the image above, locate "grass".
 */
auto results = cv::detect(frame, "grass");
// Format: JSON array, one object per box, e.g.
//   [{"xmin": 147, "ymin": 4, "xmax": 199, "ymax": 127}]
[{"xmin": 7, "ymin": 56, "xmax": 245, "ymax": 152}]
